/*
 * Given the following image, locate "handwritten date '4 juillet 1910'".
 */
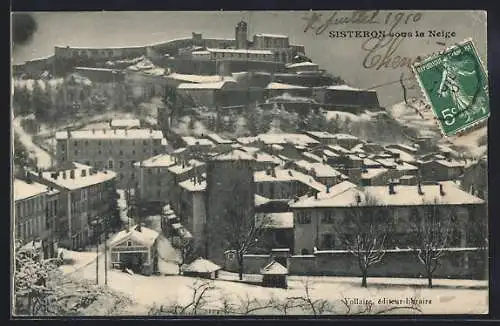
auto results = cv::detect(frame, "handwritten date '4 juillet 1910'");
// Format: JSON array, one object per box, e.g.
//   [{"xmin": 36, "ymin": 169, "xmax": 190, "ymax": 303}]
[{"xmin": 412, "ymin": 39, "xmax": 489, "ymax": 137}]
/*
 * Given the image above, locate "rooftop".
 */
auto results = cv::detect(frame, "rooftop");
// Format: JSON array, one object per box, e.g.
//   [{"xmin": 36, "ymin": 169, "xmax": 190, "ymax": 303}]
[
  {"xmin": 291, "ymin": 181, "xmax": 484, "ymax": 208},
  {"xmin": 326, "ymin": 85, "xmax": 376, "ymax": 92},
  {"xmin": 291, "ymin": 181, "xmax": 358, "ymax": 208},
  {"xmin": 110, "ymin": 225, "xmax": 159, "ymax": 248},
  {"xmin": 177, "ymin": 80, "xmax": 235, "ymax": 90},
  {"xmin": 255, "ymin": 33, "xmax": 289, "ymax": 39},
  {"xmin": 182, "ymin": 136, "xmax": 214, "ymax": 147},
  {"xmin": 206, "ymin": 133, "xmax": 234, "ymax": 144},
  {"xmin": 258, "ymin": 133, "xmax": 319, "ymax": 146},
  {"xmin": 168, "ymin": 160, "xmax": 205, "ymax": 175},
  {"xmin": 361, "ymin": 168, "xmax": 389, "ymax": 179},
  {"xmin": 206, "ymin": 48, "xmax": 273, "ymax": 55},
  {"xmin": 265, "ymin": 82, "xmax": 308, "ymax": 90},
  {"xmin": 182, "ymin": 258, "xmax": 221, "ymax": 273},
  {"xmin": 436, "ymin": 159, "xmax": 466, "ymax": 168},
  {"xmin": 261, "ymin": 260, "xmax": 288, "ymax": 275},
  {"xmin": 286, "ymin": 62, "xmax": 319, "ymax": 68},
  {"xmin": 40, "ymin": 163, "xmax": 116, "ymax": 191},
  {"xmin": 210, "ymin": 148, "xmax": 256, "ymax": 161},
  {"xmin": 166, "ymin": 73, "xmax": 236, "ymax": 84},
  {"xmin": 179, "ymin": 178, "xmax": 207, "ymax": 192},
  {"xmin": 14, "ymin": 179, "xmax": 50, "ymax": 202},
  {"xmin": 136, "ymin": 154, "xmax": 177, "ymax": 168},
  {"xmin": 110, "ymin": 119, "xmax": 141, "ymax": 129},
  {"xmin": 294, "ymin": 160, "xmax": 345, "ymax": 178},
  {"xmin": 254, "ymin": 168, "xmax": 325, "ymax": 192},
  {"xmin": 306, "ymin": 131, "xmax": 336, "ymax": 139},
  {"xmin": 55, "ymin": 129, "xmax": 163, "ymax": 140}
]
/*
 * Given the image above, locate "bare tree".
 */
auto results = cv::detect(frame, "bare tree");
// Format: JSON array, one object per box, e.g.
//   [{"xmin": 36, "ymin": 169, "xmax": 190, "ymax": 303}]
[
  {"xmin": 335, "ymin": 195, "xmax": 392, "ymax": 287},
  {"xmin": 286, "ymin": 280, "xmax": 333, "ymax": 315},
  {"xmin": 215, "ymin": 178, "xmax": 270, "ymax": 280},
  {"xmin": 410, "ymin": 203, "xmax": 456, "ymax": 288}
]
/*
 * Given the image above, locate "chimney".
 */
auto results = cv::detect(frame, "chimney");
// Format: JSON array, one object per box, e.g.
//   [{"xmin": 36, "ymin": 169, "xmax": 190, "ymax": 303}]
[
  {"xmin": 266, "ymin": 168, "xmax": 271, "ymax": 176},
  {"xmin": 62, "ymin": 171, "xmax": 67, "ymax": 179},
  {"xmin": 271, "ymin": 167, "xmax": 276, "ymax": 178},
  {"xmin": 70, "ymin": 169, "xmax": 75, "ymax": 179},
  {"xmin": 38, "ymin": 171, "xmax": 43, "ymax": 178},
  {"xmin": 81, "ymin": 169, "xmax": 87, "ymax": 177},
  {"xmin": 326, "ymin": 185, "xmax": 330, "ymax": 193},
  {"xmin": 67, "ymin": 129, "xmax": 71, "ymax": 139},
  {"xmin": 418, "ymin": 182, "xmax": 424, "ymax": 195},
  {"xmin": 114, "ymin": 129, "xmax": 117, "ymax": 134},
  {"xmin": 356, "ymin": 193, "xmax": 362, "ymax": 203},
  {"xmin": 150, "ymin": 129, "xmax": 153, "ymax": 134},
  {"xmin": 388, "ymin": 183, "xmax": 396, "ymax": 195},
  {"xmin": 103, "ymin": 129, "xmax": 107, "ymax": 134},
  {"xmin": 288, "ymin": 170, "xmax": 293, "ymax": 177},
  {"xmin": 135, "ymin": 224, "xmax": 142, "ymax": 232},
  {"xmin": 92, "ymin": 129, "xmax": 95, "ymax": 134},
  {"xmin": 439, "ymin": 183, "xmax": 445, "ymax": 196},
  {"xmin": 314, "ymin": 192, "xmax": 318, "ymax": 200}
]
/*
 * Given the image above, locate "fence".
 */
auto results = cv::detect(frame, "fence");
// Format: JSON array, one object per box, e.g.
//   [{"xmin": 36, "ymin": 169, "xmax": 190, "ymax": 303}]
[{"xmin": 224, "ymin": 248, "xmax": 487, "ymax": 280}]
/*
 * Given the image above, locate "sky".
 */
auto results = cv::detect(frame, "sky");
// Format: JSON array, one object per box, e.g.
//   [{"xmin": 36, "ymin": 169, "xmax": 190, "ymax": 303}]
[{"xmin": 11, "ymin": 11, "xmax": 487, "ymax": 107}]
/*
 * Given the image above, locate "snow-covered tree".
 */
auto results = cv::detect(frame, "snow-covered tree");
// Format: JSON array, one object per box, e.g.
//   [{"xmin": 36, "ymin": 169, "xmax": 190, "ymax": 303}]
[{"xmin": 335, "ymin": 195, "xmax": 392, "ymax": 287}]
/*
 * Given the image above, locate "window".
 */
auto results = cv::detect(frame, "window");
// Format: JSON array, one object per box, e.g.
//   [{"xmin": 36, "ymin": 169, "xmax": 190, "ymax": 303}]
[
  {"xmin": 130, "ymin": 161, "xmax": 136, "ymax": 167},
  {"xmin": 132, "ymin": 150, "xmax": 136, "ymax": 155},
  {"xmin": 143, "ymin": 140, "xmax": 147, "ymax": 145},
  {"xmin": 119, "ymin": 150, "xmax": 124, "ymax": 156},
  {"xmin": 85, "ymin": 140, "xmax": 89, "ymax": 146},
  {"xmin": 131, "ymin": 172, "xmax": 136, "ymax": 180},
  {"xmin": 108, "ymin": 160, "xmax": 114, "ymax": 169},
  {"xmin": 74, "ymin": 150, "xmax": 78, "ymax": 156},
  {"xmin": 127, "ymin": 240, "xmax": 132, "ymax": 247},
  {"xmin": 322, "ymin": 211, "xmax": 335, "ymax": 224},
  {"xmin": 74, "ymin": 141, "xmax": 78, "ymax": 147},
  {"xmin": 119, "ymin": 161, "xmax": 124, "ymax": 168},
  {"xmin": 98, "ymin": 150, "xmax": 102, "ymax": 155},
  {"xmin": 297, "ymin": 212, "xmax": 311, "ymax": 224},
  {"xmin": 119, "ymin": 173, "xmax": 124, "ymax": 180},
  {"xmin": 321, "ymin": 234, "xmax": 335, "ymax": 249},
  {"xmin": 98, "ymin": 140, "xmax": 102, "ymax": 146},
  {"xmin": 147, "ymin": 169, "xmax": 152, "ymax": 175},
  {"xmin": 157, "ymin": 189, "xmax": 161, "ymax": 197},
  {"xmin": 153, "ymin": 150, "xmax": 158, "ymax": 156},
  {"xmin": 132, "ymin": 140, "xmax": 135, "ymax": 145},
  {"xmin": 86, "ymin": 161, "xmax": 90, "ymax": 166}
]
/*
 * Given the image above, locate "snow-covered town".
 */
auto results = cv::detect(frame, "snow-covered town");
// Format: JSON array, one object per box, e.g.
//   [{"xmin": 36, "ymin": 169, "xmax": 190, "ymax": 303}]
[{"xmin": 12, "ymin": 13, "xmax": 488, "ymax": 316}]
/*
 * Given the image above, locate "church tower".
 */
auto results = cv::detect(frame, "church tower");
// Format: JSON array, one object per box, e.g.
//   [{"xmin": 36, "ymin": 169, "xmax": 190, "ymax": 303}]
[{"xmin": 235, "ymin": 21, "xmax": 248, "ymax": 49}]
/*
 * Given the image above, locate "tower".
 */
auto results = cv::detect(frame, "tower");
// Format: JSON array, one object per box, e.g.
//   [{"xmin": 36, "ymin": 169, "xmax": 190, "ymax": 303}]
[{"xmin": 235, "ymin": 21, "xmax": 248, "ymax": 49}]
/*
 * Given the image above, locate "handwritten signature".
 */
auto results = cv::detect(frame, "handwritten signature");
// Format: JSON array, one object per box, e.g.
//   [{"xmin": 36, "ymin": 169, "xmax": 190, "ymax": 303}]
[{"xmin": 302, "ymin": 11, "xmax": 423, "ymax": 36}]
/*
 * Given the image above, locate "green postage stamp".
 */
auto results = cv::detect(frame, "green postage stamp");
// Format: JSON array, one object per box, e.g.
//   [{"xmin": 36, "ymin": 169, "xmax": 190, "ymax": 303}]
[{"xmin": 412, "ymin": 38, "xmax": 489, "ymax": 136}]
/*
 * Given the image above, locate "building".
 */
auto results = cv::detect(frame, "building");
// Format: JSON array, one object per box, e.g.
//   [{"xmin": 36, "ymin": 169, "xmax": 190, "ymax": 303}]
[
  {"xmin": 176, "ymin": 176, "xmax": 207, "ymax": 250},
  {"xmin": 265, "ymin": 82, "xmax": 313, "ymax": 99},
  {"xmin": 292, "ymin": 160, "xmax": 346, "ymax": 187},
  {"xmin": 254, "ymin": 168, "xmax": 325, "ymax": 200},
  {"xmin": 285, "ymin": 62, "xmax": 320, "ymax": 73},
  {"xmin": 109, "ymin": 225, "xmax": 160, "ymax": 275},
  {"xmin": 55, "ymin": 128, "xmax": 166, "ymax": 188},
  {"xmin": 134, "ymin": 154, "xmax": 177, "ymax": 210},
  {"xmin": 204, "ymin": 149, "xmax": 256, "ymax": 264},
  {"xmin": 313, "ymin": 85, "xmax": 381, "ymax": 111},
  {"xmin": 14, "ymin": 178, "xmax": 60, "ymax": 258},
  {"xmin": 110, "ymin": 119, "xmax": 141, "ymax": 130},
  {"xmin": 29, "ymin": 163, "xmax": 117, "ymax": 249},
  {"xmin": 419, "ymin": 159, "xmax": 466, "ymax": 182},
  {"xmin": 176, "ymin": 79, "xmax": 243, "ymax": 107},
  {"xmin": 290, "ymin": 182, "xmax": 485, "ymax": 255},
  {"xmin": 306, "ymin": 131, "xmax": 339, "ymax": 145}
]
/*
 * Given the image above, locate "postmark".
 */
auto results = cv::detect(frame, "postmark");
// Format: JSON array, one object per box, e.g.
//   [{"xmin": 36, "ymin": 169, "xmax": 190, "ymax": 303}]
[{"xmin": 412, "ymin": 38, "xmax": 489, "ymax": 137}]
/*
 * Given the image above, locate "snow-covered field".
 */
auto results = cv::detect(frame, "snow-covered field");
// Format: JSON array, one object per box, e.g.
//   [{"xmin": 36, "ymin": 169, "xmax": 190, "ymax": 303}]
[{"xmin": 68, "ymin": 253, "xmax": 488, "ymax": 315}]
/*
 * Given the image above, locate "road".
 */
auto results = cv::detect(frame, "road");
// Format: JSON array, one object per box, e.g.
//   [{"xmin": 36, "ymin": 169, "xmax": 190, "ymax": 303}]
[{"xmin": 13, "ymin": 115, "xmax": 53, "ymax": 169}]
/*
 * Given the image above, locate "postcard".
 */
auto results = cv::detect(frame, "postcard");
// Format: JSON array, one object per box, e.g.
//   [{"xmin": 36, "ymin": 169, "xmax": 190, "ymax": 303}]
[{"xmin": 11, "ymin": 10, "xmax": 488, "ymax": 316}]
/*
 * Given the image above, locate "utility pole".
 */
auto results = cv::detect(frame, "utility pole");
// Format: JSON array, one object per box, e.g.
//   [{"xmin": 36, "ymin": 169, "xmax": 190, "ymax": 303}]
[
  {"xmin": 94, "ymin": 219, "xmax": 99, "ymax": 285},
  {"xmin": 104, "ymin": 216, "xmax": 108, "ymax": 286}
]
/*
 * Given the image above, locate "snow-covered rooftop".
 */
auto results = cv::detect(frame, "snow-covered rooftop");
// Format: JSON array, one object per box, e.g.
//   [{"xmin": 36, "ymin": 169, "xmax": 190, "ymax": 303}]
[
  {"xmin": 40, "ymin": 163, "xmax": 116, "ymax": 191},
  {"xmin": 255, "ymin": 33, "xmax": 289, "ymax": 39},
  {"xmin": 265, "ymin": 82, "xmax": 308, "ymax": 90},
  {"xmin": 182, "ymin": 136, "xmax": 214, "ymax": 147},
  {"xmin": 210, "ymin": 148, "xmax": 256, "ymax": 161},
  {"xmin": 206, "ymin": 133, "xmax": 234, "ymax": 144},
  {"xmin": 168, "ymin": 160, "xmax": 205, "ymax": 175},
  {"xmin": 301, "ymin": 152, "xmax": 323, "ymax": 163},
  {"xmin": 326, "ymin": 85, "xmax": 376, "ymax": 92},
  {"xmin": 206, "ymin": 48, "xmax": 273, "ymax": 55},
  {"xmin": 332, "ymin": 133, "xmax": 359, "ymax": 140},
  {"xmin": 166, "ymin": 73, "xmax": 236, "ymax": 84},
  {"xmin": 179, "ymin": 178, "xmax": 206, "ymax": 192},
  {"xmin": 182, "ymin": 258, "xmax": 221, "ymax": 273},
  {"xmin": 254, "ymin": 169, "xmax": 325, "ymax": 192},
  {"xmin": 294, "ymin": 160, "xmax": 345, "ymax": 178},
  {"xmin": 14, "ymin": 179, "xmax": 50, "ymax": 201},
  {"xmin": 110, "ymin": 225, "xmax": 159, "ymax": 248},
  {"xmin": 363, "ymin": 158, "xmax": 382, "ymax": 167},
  {"xmin": 110, "ymin": 119, "xmax": 141, "ymax": 129},
  {"xmin": 136, "ymin": 154, "xmax": 177, "ymax": 168},
  {"xmin": 55, "ymin": 129, "xmax": 163, "ymax": 140},
  {"xmin": 191, "ymin": 50, "xmax": 211, "ymax": 55},
  {"xmin": 385, "ymin": 148, "xmax": 417, "ymax": 162},
  {"xmin": 261, "ymin": 260, "xmax": 288, "ymax": 275},
  {"xmin": 328, "ymin": 145, "xmax": 350, "ymax": 154},
  {"xmin": 258, "ymin": 133, "xmax": 319, "ymax": 146},
  {"xmin": 255, "ymin": 194, "xmax": 271, "ymax": 206},
  {"xmin": 436, "ymin": 159, "xmax": 465, "ymax": 168},
  {"xmin": 292, "ymin": 181, "xmax": 484, "ymax": 208},
  {"xmin": 286, "ymin": 61, "xmax": 318, "ymax": 67},
  {"xmin": 361, "ymin": 168, "xmax": 389, "ymax": 179},
  {"xmin": 256, "ymin": 212, "xmax": 294, "ymax": 229},
  {"xmin": 177, "ymin": 80, "xmax": 235, "ymax": 90},
  {"xmin": 323, "ymin": 149, "xmax": 339, "ymax": 158},
  {"xmin": 291, "ymin": 181, "xmax": 357, "ymax": 207},
  {"xmin": 306, "ymin": 131, "xmax": 336, "ymax": 139}
]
